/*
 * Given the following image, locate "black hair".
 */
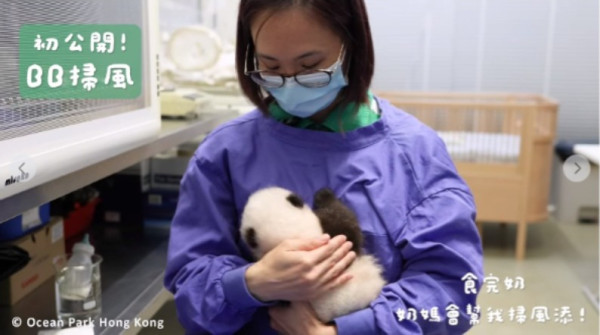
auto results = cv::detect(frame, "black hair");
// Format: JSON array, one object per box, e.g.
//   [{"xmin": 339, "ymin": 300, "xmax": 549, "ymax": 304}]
[{"xmin": 236, "ymin": 0, "xmax": 375, "ymax": 115}]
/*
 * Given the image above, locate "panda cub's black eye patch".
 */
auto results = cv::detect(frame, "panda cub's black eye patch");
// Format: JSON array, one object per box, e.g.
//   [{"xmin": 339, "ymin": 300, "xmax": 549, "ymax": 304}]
[
  {"xmin": 245, "ymin": 228, "xmax": 258, "ymax": 248},
  {"xmin": 286, "ymin": 193, "xmax": 304, "ymax": 208}
]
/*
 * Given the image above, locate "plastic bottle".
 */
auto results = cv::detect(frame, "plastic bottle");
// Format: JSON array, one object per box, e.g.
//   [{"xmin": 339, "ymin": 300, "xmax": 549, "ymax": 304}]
[{"xmin": 63, "ymin": 234, "xmax": 95, "ymax": 299}]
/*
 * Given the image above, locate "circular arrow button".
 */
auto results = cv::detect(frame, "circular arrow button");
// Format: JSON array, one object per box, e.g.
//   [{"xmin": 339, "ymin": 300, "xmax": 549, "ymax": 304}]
[{"xmin": 563, "ymin": 154, "xmax": 591, "ymax": 183}]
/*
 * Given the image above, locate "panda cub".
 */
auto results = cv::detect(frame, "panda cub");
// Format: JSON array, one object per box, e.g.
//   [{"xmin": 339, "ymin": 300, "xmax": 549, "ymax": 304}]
[{"xmin": 240, "ymin": 187, "xmax": 386, "ymax": 323}]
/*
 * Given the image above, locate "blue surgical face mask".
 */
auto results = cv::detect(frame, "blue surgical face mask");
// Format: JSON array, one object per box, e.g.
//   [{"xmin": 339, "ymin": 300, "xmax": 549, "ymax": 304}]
[{"xmin": 265, "ymin": 56, "xmax": 348, "ymax": 118}]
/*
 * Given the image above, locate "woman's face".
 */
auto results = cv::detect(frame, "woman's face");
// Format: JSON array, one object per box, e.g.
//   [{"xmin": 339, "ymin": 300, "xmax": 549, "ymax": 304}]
[{"xmin": 251, "ymin": 7, "xmax": 343, "ymax": 77}]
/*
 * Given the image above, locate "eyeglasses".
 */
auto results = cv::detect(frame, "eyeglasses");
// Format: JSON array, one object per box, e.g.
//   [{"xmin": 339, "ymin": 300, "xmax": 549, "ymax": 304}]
[{"xmin": 245, "ymin": 46, "xmax": 345, "ymax": 89}]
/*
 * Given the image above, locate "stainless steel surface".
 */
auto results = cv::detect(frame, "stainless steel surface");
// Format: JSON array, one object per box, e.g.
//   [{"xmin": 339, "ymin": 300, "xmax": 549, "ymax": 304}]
[
  {"xmin": 0, "ymin": 111, "xmax": 238, "ymax": 223},
  {"xmin": 0, "ymin": 224, "xmax": 170, "ymax": 334},
  {"xmin": 0, "ymin": 109, "xmax": 238, "ymax": 333},
  {"xmin": 98, "ymin": 237, "xmax": 168, "ymax": 335}
]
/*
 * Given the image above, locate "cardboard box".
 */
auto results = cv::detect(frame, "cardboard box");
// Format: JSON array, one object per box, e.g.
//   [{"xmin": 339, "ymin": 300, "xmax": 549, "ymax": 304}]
[
  {"xmin": 0, "ymin": 217, "xmax": 65, "ymax": 305},
  {"xmin": 150, "ymin": 155, "xmax": 191, "ymax": 191}
]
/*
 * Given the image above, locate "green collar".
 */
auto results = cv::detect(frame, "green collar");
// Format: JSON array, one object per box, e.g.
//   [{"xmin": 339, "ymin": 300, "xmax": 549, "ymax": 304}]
[{"xmin": 268, "ymin": 92, "xmax": 380, "ymax": 132}]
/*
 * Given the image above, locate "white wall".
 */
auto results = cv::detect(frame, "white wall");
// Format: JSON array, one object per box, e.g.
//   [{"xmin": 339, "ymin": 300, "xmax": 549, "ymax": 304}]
[
  {"xmin": 160, "ymin": 0, "xmax": 238, "ymax": 44},
  {"xmin": 367, "ymin": 0, "xmax": 599, "ymax": 142},
  {"xmin": 159, "ymin": 0, "xmax": 599, "ymax": 141},
  {"xmin": 160, "ymin": 0, "xmax": 202, "ymax": 34}
]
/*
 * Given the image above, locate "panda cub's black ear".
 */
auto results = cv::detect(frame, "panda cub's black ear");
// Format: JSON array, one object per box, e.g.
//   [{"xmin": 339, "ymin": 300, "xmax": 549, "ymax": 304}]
[{"xmin": 286, "ymin": 193, "xmax": 304, "ymax": 208}]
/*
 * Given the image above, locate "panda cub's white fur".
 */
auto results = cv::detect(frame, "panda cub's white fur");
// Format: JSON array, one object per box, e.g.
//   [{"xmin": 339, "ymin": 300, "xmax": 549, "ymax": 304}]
[
  {"xmin": 311, "ymin": 254, "xmax": 385, "ymax": 322},
  {"xmin": 240, "ymin": 187, "xmax": 324, "ymax": 258},
  {"xmin": 240, "ymin": 186, "xmax": 386, "ymax": 323}
]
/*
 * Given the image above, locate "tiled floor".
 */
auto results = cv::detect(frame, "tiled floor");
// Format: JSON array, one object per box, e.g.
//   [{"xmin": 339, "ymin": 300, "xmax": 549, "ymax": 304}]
[
  {"xmin": 144, "ymin": 220, "xmax": 599, "ymax": 335},
  {"xmin": 470, "ymin": 220, "xmax": 599, "ymax": 334}
]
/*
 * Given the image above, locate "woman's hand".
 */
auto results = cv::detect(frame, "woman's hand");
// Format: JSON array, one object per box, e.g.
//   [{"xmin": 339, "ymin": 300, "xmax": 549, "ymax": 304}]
[
  {"xmin": 269, "ymin": 301, "xmax": 337, "ymax": 335},
  {"xmin": 245, "ymin": 234, "xmax": 356, "ymax": 302}
]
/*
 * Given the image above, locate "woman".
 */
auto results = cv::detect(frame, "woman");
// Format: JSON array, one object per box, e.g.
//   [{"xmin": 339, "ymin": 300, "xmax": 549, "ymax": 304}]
[{"xmin": 164, "ymin": 1, "xmax": 484, "ymax": 334}]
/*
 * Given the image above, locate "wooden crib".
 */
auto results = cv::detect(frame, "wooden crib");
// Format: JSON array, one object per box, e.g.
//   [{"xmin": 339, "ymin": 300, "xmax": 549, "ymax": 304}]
[{"xmin": 377, "ymin": 91, "xmax": 558, "ymax": 260}]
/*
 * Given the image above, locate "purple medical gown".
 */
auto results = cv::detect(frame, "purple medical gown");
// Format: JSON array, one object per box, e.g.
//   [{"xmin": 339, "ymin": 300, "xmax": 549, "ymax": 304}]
[{"xmin": 164, "ymin": 97, "xmax": 484, "ymax": 334}]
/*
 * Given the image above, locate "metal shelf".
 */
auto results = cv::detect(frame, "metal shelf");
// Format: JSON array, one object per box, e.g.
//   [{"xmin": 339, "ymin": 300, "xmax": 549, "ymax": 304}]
[
  {"xmin": 0, "ymin": 111, "xmax": 238, "ymax": 223},
  {"xmin": 0, "ymin": 223, "xmax": 171, "ymax": 335},
  {"xmin": 0, "ymin": 110, "xmax": 238, "ymax": 334}
]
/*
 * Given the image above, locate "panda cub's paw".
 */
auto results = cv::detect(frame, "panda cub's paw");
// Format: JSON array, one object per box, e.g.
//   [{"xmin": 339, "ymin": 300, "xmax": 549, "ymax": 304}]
[
  {"xmin": 313, "ymin": 187, "xmax": 364, "ymax": 255},
  {"xmin": 313, "ymin": 188, "xmax": 338, "ymax": 209},
  {"xmin": 240, "ymin": 187, "xmax": 387, "ymax": 323}
]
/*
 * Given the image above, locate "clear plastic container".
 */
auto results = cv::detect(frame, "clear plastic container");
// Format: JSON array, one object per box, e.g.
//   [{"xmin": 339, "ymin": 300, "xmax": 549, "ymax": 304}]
[
  {"xmin": 64, "ymin": 235, "xmax": 95, "ymax": 298},
  {"xmin": 53, "ymin": 236, "xmax": 102, "ymax": 324}
]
